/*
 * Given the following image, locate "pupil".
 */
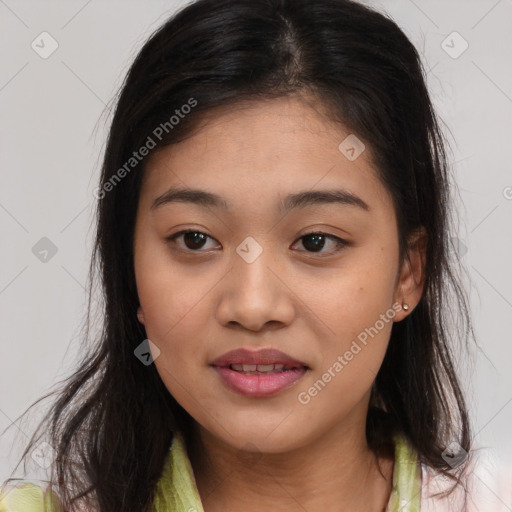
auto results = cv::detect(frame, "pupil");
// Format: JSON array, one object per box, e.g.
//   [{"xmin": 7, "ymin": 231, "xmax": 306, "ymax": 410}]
[
  {"xmin": 303, "ymin": 234, "xmax": 325, "ymax": 252},
  {"xmin": 184, "ymin": 232, "xmax": 206, "ymax": 250}
]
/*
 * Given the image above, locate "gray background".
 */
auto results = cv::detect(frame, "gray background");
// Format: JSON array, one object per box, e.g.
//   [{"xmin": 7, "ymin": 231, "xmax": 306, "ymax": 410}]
[{"xmin": 1, "ymin": 0, "xmax": 511, "ymax": 503}]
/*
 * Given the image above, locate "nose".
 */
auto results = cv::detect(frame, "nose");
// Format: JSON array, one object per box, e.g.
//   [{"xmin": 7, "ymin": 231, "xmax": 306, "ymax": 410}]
[{"xmin": 215, "ymin": 243, "xmax": 296, "ymax": 332}]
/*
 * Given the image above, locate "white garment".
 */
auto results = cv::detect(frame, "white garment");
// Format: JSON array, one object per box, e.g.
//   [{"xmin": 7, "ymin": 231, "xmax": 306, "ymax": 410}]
[{"xmin": 420, "ymin": 448, "xmax": 512, "ymax": 511}]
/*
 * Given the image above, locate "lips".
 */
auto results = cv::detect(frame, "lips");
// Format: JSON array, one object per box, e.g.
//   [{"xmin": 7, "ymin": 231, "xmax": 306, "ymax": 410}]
[
  {"xmin": 211, "ymin": 348, "xmax": 308, "ymax": 370},
  {"xmin": 211, "ymin": 347, "xmax": 310, "ymax": 397}
]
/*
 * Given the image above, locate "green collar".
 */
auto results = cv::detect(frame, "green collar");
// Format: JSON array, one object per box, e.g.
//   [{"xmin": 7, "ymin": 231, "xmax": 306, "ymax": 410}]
[{"xmin": 152, "ymin": 433, "xmax": 422, "ymax": 512}]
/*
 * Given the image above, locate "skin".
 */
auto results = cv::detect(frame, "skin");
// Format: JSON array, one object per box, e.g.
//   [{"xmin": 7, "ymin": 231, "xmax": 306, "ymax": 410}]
[{"xmin": 133, "ymin": 93, "xmax": 426, "ymax": 512}]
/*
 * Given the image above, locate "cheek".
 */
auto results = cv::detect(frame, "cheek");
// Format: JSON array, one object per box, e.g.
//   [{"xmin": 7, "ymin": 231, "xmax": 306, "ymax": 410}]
[
  {"xmin": 135, "ymin": 237, "xmax": 208, "ymax": 332},
  {"xmin": 134, "ymin": 256, "xmax": 201, "ymax": 389},
  {"xmin": 298, "ymin": 306, "xmax": 394, "ymax": 420},
  {"xmin": 300, "ymin": 243, "xmax": 397, "ymax": 397},
  {"xmin": 135, "ymin": 251, "xmax": 210, "ymax": 398},
  {"xmin": 310, "ymin": 241, "xmax": 398, "ymax": 329}
]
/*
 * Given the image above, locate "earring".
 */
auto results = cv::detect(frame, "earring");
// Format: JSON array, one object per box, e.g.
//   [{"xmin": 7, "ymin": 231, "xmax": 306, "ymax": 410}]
[{"xmin": 402, "ymin": 303, "xmax": 409, "ymax": 311}]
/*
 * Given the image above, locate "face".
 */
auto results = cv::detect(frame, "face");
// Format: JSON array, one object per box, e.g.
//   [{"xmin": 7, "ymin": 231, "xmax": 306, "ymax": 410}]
[{"xmin": 133, "ymin": 94, "xmax": 424, "ymax": 454}]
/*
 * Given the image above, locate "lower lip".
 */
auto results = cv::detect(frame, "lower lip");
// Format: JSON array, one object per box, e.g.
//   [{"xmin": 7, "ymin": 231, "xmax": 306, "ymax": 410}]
[{"xmin": 213, "ymin": 365, "xmax": 308, "ymax": 397}]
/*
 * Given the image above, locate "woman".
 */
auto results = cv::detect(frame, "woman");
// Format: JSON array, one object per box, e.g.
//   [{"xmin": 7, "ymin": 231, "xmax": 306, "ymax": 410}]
[{"xmin": 0, "ymin": 0, "xmax": 476, "ymax": 510}]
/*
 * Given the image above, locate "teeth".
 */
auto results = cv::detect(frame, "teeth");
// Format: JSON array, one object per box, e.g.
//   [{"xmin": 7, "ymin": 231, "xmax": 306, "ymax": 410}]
[
  {"xmin": 255, "ymin": 364, "xmax": 274, "ymax": 372},
  {"xmin": 230, "ymin": 363, "xmax": 290, "ymax": 373}
]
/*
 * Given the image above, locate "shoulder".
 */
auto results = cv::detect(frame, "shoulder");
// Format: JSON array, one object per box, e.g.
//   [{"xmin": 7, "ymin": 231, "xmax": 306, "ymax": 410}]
[
  {"xmin": 420, "ymin": 448, "xmax": 512, "ymax": 512},
  {"xmin": 0, "ymin": 482, "xmax": 64, "ymax": 512},
  {"xmin": 420, "ymin": 465, "xmax": 469, "ymax": 511}
]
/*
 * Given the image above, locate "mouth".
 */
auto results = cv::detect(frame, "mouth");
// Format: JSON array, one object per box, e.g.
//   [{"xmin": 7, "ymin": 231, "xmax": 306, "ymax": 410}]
[{"xmin": 210, "ymin": 347, "xmax": 310, "ymax": 396}]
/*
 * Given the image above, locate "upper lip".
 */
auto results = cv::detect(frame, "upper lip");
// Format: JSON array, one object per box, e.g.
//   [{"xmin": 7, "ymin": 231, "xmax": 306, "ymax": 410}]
[{"xmin": 211, "ymin": 348, "xmax": 308, "ymax": 368}]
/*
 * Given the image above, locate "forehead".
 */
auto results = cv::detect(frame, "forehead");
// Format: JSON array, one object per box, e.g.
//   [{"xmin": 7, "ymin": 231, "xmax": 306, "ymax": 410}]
[{"xmin": 139, "ymin": 95, "xmax": 392, "ymax": 216}]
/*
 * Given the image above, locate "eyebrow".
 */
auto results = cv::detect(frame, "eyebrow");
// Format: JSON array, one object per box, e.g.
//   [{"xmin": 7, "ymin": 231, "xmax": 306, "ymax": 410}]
[{"xmin": 150, "ymin": 186, "xmax": 370, "ymax": 213}]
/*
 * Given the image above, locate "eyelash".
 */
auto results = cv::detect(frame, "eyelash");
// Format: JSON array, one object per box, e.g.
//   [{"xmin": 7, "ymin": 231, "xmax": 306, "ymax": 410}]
[{"xmin": 165, "ymin": 230, "xmax": 348, "ymax": 256}]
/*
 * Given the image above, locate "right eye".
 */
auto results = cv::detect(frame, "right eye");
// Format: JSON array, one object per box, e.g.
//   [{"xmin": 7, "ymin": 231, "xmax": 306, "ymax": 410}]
[{"xmin": 166, "ymin": 230, "xmax": 221, "ymax": 252}]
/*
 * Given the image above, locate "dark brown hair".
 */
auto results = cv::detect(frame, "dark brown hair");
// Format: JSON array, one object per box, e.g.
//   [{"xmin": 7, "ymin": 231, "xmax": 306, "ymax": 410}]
[{"xmin": 2, "ymin": 0, "xmax": 473, "ymax": 510}]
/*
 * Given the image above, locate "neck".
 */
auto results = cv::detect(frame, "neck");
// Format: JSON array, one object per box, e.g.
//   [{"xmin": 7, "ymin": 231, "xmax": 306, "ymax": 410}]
[{"xmin": 186, "ymin": 409, "xmax": 394, "ymax": 512}]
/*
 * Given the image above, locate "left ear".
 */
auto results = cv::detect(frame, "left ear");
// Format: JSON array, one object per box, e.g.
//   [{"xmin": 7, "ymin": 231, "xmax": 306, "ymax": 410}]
[
  {"xmin": 137, "ymin": 306, "xmax": 146, "ymax": 325},
  {"xmin": 393, "ymin": 226, "xmax": 427, "ymax": 322}
]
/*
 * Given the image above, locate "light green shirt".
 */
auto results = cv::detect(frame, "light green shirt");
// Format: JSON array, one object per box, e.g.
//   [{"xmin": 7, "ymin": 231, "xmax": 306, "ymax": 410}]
[{"xmin": 0, "ymin": 433, "xmax": 421, "ymax": 512}]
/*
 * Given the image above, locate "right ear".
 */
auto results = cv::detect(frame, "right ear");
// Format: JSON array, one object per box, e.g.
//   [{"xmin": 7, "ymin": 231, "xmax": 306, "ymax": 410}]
[{"xmin": 137, "ymin": 306, "xmax": 145, "ymax": 325}]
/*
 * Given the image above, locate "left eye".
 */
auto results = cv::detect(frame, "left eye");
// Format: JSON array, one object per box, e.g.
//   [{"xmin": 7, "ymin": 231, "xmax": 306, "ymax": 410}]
[
  {"xmin": 292, "ymin": 232, "xmax": 348, "ymax": 254},
  {"xmin": 166, "ymin": 230, "xmax": 347, "ymax": 255}
]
